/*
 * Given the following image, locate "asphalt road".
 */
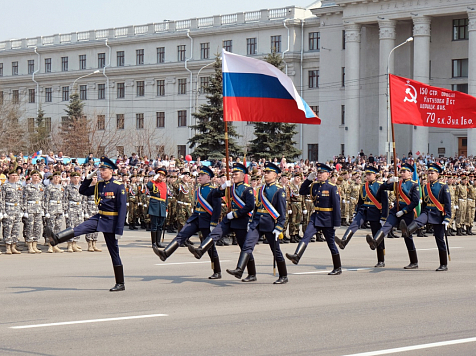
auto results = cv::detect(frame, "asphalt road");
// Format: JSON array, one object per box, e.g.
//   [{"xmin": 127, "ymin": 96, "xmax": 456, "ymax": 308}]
[{"xmin": 1, "ymin": 227, "xmax": 475, "ymax": 356}]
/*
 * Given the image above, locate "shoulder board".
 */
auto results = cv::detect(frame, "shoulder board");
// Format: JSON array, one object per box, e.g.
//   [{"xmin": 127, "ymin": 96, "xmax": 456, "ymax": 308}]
[
  {"xmin": 276, "ymin": 184, "xmax": 283, "ymax": 189},
  {"xmin": 328, "ymin": 182, "xmax": 336, "ymax": 186},
  {"xmin": 411, "ymin": 180, "xmax": 418, "ymax": 184},
  {"xmin": 377, "ymin": 181, "xmax": 383, "ymax": 184},
  {"xmin": 113, "ymin": 180, "xmax": 123, "ymax": 185},
  {"xmin": 243, "ymin": 183, "xmax": 251, "ymax": 187}
]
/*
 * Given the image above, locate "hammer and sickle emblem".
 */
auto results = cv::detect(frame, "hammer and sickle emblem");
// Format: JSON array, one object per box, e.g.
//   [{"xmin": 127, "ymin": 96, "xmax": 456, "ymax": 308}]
[{"xmin": 403, "ymin": 82, "xmax": 417, "ymax": 104}]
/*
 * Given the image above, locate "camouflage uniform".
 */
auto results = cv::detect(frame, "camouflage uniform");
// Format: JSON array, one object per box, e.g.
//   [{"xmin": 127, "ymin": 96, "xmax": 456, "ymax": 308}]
[
  {"xmin": 84, "ymin": 193, "xmax": 99, "ymax": 242},
  {"xmin": 173, "ymin": 178, "xmax": 193, "ymax": 232},
  {"xmin": 64, "ymin": 183, "xmax": 86, "ymax": 242},
  {"xmin": 448, "ymin": 183, "xmax": 456, "ymax": 230},
  {"xmin": 127, "ymin": 182, "xmax": 140, "ymax": 225},
  {"xmin": 165, "ymin": 179, "xmax": 177, "ymax": 231},
  {"xmin": 22, "ymin": 182, "xmax": 45, "ymax": 242},
  {"xmin": 455, "ymin": 181, "xmax": 468, "ymax": 230},
  {"xmin": 283, "ymin": 182, "xmax": 291, "ymax": 240},
  {"xmin": 350, "ymin": 180, "xmax": 361, "ymax": 217},
  {"xmin": 342, "ymin": 179, "xmax": 352, "ymax": 223},
  {"xmin": 289, "ymin": 180, "xmax": 303, "ymax": 239},
  {"xmin": 1, "ymin": 181, "xmax": 23, "ymax": 245},
  {"xmin": 465, "ymin": 183, "xmax": 476, "ymax": 231},
  {"xmin": 302, "ymin": 194, "xmax": 313, "ymax": 234},
  {"xmin": 139, "ymin": 182, "xmax": 151, "ymax": 228},
  {"xmin": 44, "ymin": 183, "xmax": 65, "ymax": 234}
]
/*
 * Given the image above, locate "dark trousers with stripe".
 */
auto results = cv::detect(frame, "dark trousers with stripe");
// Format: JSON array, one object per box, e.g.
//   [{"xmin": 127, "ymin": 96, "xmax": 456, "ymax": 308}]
[
  {"xmin": 381, "ymin": 213, "xmax": 416, "ymax": 251},
  {"xmin": 174, "ymin": 219, "xmax": 218, "ymax": 260},
  {"xmin": 243, "ymin": 228, "xmax": 284, "ymax": 262},
  {"xmin": 301, "ymin": 221, "xmax": 339, "ymax": 255},
  {"xmin": 412, "ymin": 211, "xmax": 446, "ymax": 251},
  {"xmin": 348, "ymin": 211, "xmax": 385, "ymax": 250}
]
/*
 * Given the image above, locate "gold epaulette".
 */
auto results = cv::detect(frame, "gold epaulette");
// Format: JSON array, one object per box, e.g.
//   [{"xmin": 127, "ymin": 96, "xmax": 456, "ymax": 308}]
[
  {"xmin": 113, "ymin": 180, "xmax": 123, "ymax": 185},
  {"xmin": 244, "ymin": 183, "xmax": 251, "ymax": 187},
  {"xmin": 276, "ymin": 184, "xmax": 283, "ymax": 189},
  {"xmin": 411, "ymin": 180, "xmax": 418, "ymax": 184},
  {"xmin": 377, "ymin": 181, "xmax": 383, "ymax": 184},
  {"xmin": 328, "ymin": 182, "xmax": 336, "ymax": 186}
]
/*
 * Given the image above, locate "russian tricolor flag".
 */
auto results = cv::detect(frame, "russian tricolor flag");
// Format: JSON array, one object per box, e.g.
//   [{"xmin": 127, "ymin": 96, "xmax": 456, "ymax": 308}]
[
  {"xmin": 222, "ymin": 49, "xmax": 320, "ymax": 125},
  {"xmin": 32, "ymin": 150, "xmax": 42, "ymax": 158}
]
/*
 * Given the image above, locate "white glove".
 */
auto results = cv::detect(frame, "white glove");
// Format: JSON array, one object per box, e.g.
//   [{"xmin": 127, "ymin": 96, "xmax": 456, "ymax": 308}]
[
  {"xmin": 380, "ymin": 219, "xmax": 385, "ymax": 226},
  {"xmin": 455, "ymin": 205, "xmax": 459, "ymax": 210},
  {"xmin": 153, "ymin": 174, "xmax": 160, "ymax": 181},
  {"xmin": 138, "ymin": 202, "xmax": 142, "ymax": 206},
  {"xmin": 307, "ymin": 172, "xmax": 317, "ymax": 181},
  {"xmin": 23, "ymin": 212, "xmax": 28, "ymax": 219},
  {"xmin": 81, "ymin": 212, "xmax": 85, "ymax": 218},
  {"xmin": 272, "ymin": 229, "xmax": 281, "ymax": 241},
  {"xmin": 178, "ymin": 175, "xmax": 184, "ymax": 179},
  {"xmin": 288, "ymin": 210, "xmax": 292, "ymax": 215},
  {"xmin": 388, "ymin": 176, "xmax": 399, "ymax": 184},
  {"xmin": 45, "ymin": 213, "xmax": 50, "ymax": 219},
  {"xmin": 221, "ymin": 180, "xmax": 232, "ymax": 189},
  {"xmin": 126, "ymin": 203, "xmax": 129, "ymax": 206},
  {"xmin": 443, "ymin": 221, "xmax": 449, "ymax": 230},
  {"xmin": 0, "ymin": 213, "xmax": 3, "ymax": 220},
  {"xmin": 396, "ymin": 211, "xmax": 404, "ymax": 217},
  {"xmin": 210, "ymin": 225, "xmax": 215, "ymax": 233},
  {"xmin": 84, "ymin": 214, "xmax": 90, "ymax": 219},
  {"xmin": 192, "ymin": 171, "xmax": 198, "ymax": 177},
  {"xmin": 87, "ymin": 169, "xmax": 98, "ymax": 180},
  {"xmin": 115, "ymin": 234, "xmax": 122, "ymax": 240},
  {"xmin": 41, "ymin": 210, "xmax": 45, "ymax": 217},
  {"xmin": 226, "ymin": 212, "xmax": 234, "ymax": 220},
  {"xmin": 63, "ymin": 213, "xmax": 69, "ymax": 218},
  {"xmin": 3, "ymin": 213, "xmax": 8, "ymax": 219},
  {"xmin": 303, "ymin": 210, "xmax": 308, "ymax": 215},
  {"xmin": 247, "ymin": 223, "xmax": 250, "ymax": 232},
  {"xmin": 166, "ymin": 211, "xmax": 168, "ymax": 218},
  {"xmin": 419, "ymin": 199, "xmax": 422, "ymax": 205}
]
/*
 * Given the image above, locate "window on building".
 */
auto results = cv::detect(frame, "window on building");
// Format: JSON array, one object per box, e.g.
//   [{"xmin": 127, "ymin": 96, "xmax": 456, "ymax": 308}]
[
  {"xmin": 62, "ymin": 86, "xmax": 69, "ymax": 101},
  {"xmin": 98, "ymin": 53, "xmax": 106, "ymax": 68},
  {"xmin": 156, "ymin": 112, "xmax": 165, "ymax": 128},
  {"xmin": 97, "ymin": 115, "xmax": 105, "ymax": 130},
  {"xmin": 98, "ymin": 83, "xmax": 105, "ymax": 99},
  {"xmin": 178, "ymin": 78, "xmax": 187, "ymax": 94},
  {"xmin": 223, "ymin": 40, "xmax": 232, "ymax": 52},
  {"xmin": 342, "ymin": 67, "xmax": 345, "ymax": 87},
  {"xmin": 247, "ymin": 38, "xmax": 257, "ymax": 55},
  {"xmin": 309, "ymin": 32, "xmax": 320, "ymax": 51},
  {"xmin": 157, "ymin": 79, "xmax": 165, "ymax": 96},
  {"xmin": 45, "ymin": 87, "xmax": 52, "ymax": 102},
  {"xmin": 308, "ymin": 144, "xmax": 318, "ymax": 162},
  {"xmin": 452, "ymin": 59, "xmax": 468, "ymax": 77},
  {"xmin": 136, "ymin": 49, "xmax": 144, "ymax": 65},
  {"xmin": 44, "ymin": 58, "xmax": 51, "ymax": 73},
  {"xmin": 157, "ymin": 47, "xmax": 165, "ymax": 63},
  {"xmin": 453, "ymin": 19, "xmax": 469, "ymax": 40},
  {"xmin": 61, "ymin": 57, "xmax": 68, "ymax": 71},
  {"xmin": 0, "ymin": 63, "xmax": 3, "ymax": 76},
  {"xmin": 79, "ymin": 85, "xmax": 87, "ymax": 100},
  {"xmin": 271, "ymin": 35, "xmax": 281, "ymax": 53},
  {"xmin": 12, "ymin": 61, "xmax": 18, "ymax": 75},
  {"xmin": 116, "ymin": 146, "xmax": 125, "ymax": 156},
  {"xmin": 451, "ymin": 83, "xmax": 468, "ymax": 94},
  {"xmin": 136, "ymin": 113, "xmax": 144, "ymax": 129},
  {"xmin": 308, "ymin": 70, "xmax": 319, "ymax": 88},
  {"xmin": 117, "ymin": 51, "xmax": 124, "ymax": 66},
  {"xmin": 28, "ymin": 118, "xmax": 35, "ymax": 133},
  {"xmin": 341, "ymin": 105, "xmax": 345, "ymax": 125},
  {"xmin": 178, "ymin": 110, "xmax": 187, "ymax": 127},
  {"xmin": 117, "ymin": 82, "xmax": 125, "ymax": 98},
  {"xmin": 199, "ymin": 76, "xmax": 209, "ymax": 94},
  {"xmin": 310, "ymin": 106, "xmax": 319, "ymax": 117},
  {"xmin": 177, "ymin": 145, "xmax": 186, "ymax": 159},
  {"xmin": 79, "ymin": 55, "xmax": 86, "ymax": 70},
  {"xmin": 28, "ymin": 60, "xmax": 35, "ymax": 74},
  {"xmin": 136, "ymin": 81, "xmax": 145, "ymax": 96},
  {"xmin": 12, "ymin": 90, "xmax": 19, "ymax": 104},
  {"xmin": 200, "ymin": 42, "xmax": 210, "ymax": 59},
  {"xmin": 177, "ymin": 45, "xmax": 186, "ymax": 61},
  {"xmin": 116, "ymin": 114, "xmax": 125, "ymax": 129},
  {"xmin": 342, "ymin": 30, "xmax": 346, "ymax": 50},
  {"xmin": 28, "ymin": 89, "xmax": 35, "ymax": 103},
  {"xmin": 45, "ymin": 117, "xmax": 51, "ymax": 133}
]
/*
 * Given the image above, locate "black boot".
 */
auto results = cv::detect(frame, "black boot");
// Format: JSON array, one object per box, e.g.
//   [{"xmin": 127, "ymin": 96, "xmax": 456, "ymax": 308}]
[
  {"xmin": 310, "ymin": 234, "xmax": 316, "ymax": 242},
  {"xmin": 447, "ymin": 227, "xmax": 454, "ymax": 236},
  {"xmin": 335, "ymin": 229, "xmax": 353, "ymax": 250},
  {"xmin": 273, "ymin": 260, "xmax": 288, "ymax": 284},
  {"xmin": 470, "ymin": 226, "xmax": 474, "ymax": 235},
  {"xmin": 316, "ymin": 231, "xmax": 325, "ymax": 242},
  {"xmin": 188, "ymin": 236, "xmax": 213, "ymax": 259},
  {"xmin": 456, "ymin": 227, "xmax": 463, "ymax": 236},
  {"xmin": 242, "ymin": 259, "xmax": 257, "ymax": 282},
  {"xmin": 153, "ymin": 240, "xmax": 179, "ymax": 262},
  {"xmin": 285, "ymin": 241, "xmax": 307, "ymax": 265},
  {"xmin": 436, "ymin": 249, "xmax": 448, "ymax": 271},
  {"xmin": 155, "ymin": 230, "xmax": 165, "ymax": 248},
  {"xmin": 375, "ymin": 249, "xmax": 385, "ymax": 267},
  {"xmin": 366, "ymin": 230, "xmax": 384, "ymax": 250},
  {"xmin": 209, "ymin": 257, "xmax": 221, "ymax": 279},
  {"xmin": 466, "ymin": 226, "xmax": 473, "ymax": 235},
  {"xmin": 404, "ymin": 250, "xmax": 418, "ymax": 269},
  {"xmin": 110, "ymin": 265, "xmax": 125, "ymax": 292},
  {"xmin": 128, "ymin": 222, "xmax": 136, "ymax": 230},
  {"xmin": 400, "ymin": 220, "xmax": 418, "ymax": 238},
  {"xmin": 150, "ymin": 231, "xmax": 156, "ymax": 246},
  {"xmin": 46, "ymin": 227, "xmax": 74, "ymax": 246},
  {"xmin": 232, "ymin": 235, "xmax": 238, "ymax": 245},
  {"xmin": 417, "ymin": 229, "xmax": 425, "ymax": 237},
  {"xmin": 226, "ymin": 252, "xmax": 251, "ymax": 279},
  {"xmin": 146, "ymin": 223, "xmax": 151, "ymax": 231},
  {"xmin": 140, "ymin": 220, "xmax": 146, "ymax": 229},
  {"xmin": 328, "ymin": 254, "xmax": 342, "ymax": 275}
]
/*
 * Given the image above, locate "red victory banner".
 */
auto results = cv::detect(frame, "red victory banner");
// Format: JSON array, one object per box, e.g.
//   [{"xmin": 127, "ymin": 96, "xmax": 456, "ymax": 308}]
[{"xmin": 389, "ymin": 74, "xmax": 476, "ymax": 129}]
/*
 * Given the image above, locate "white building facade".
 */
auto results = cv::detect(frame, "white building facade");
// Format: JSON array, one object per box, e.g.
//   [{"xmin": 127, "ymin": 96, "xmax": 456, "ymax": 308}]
[{"xmin": 0, "ymin": 2, "xmax": 474, "ymax": 161}]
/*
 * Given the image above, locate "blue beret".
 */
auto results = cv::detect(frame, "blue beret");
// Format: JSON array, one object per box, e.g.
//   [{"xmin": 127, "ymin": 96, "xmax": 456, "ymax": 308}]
[{"xmin": 264, "ymin": 162, "xmax": 281, "ymax": 174}]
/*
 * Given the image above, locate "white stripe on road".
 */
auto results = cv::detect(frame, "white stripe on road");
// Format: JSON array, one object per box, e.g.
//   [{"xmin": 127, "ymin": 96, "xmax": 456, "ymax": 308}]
[
  {"xmin": 10, "ymin": 314, "xmax": 168, "ymax": 329},
  {"xmin": 292, "ymin": 268, "xmax": 371, "ymax": 275},
  {"xmin": 341, "ymin": 336, "xmax": 476, "ymax": 356},
  {"xmin": 417, "ymin": 247, "xmax": 463, "ymax": 251},
  {"xmin": 155, "ymin": 260, "xmax": 230, "ymax": 266}
]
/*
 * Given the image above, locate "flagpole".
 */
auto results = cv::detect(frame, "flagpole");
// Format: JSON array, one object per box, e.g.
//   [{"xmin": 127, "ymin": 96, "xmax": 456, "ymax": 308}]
[{"xmin": 224, "ymin": 120, "xmax": 231, "ymax": 213}]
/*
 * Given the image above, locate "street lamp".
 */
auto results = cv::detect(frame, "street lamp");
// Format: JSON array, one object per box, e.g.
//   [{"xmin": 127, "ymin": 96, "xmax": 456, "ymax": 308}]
[
  {"xmin": 386, "ymin": 36, "xmax": 413, "ymax": 166},
  {"xmin": 72, "ymin": 69, "xmax": 101, "ymax": 94},
  {"xmin": 195, "ymin": 61, "xmax": 215, "ymax": 114}
]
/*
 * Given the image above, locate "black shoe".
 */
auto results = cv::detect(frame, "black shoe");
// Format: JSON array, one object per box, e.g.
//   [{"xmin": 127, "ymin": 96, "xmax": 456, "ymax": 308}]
[
  {"xmin": 328, "ymin": 267, "xmax": 342, "ymax": 275},
  {"xmin": 273, "ymin": 276, "xmax": 288, "ymax": 284},
  {"xmin": 436, "ymin": 249, "xmax": 448, "ymax": 271},
  {"xmin": 316, "ymin": 233, "xmax": 325, "ymax": 242},
  {"xmin": 109, "ymin": 283, "xmax": 125, "ymax": 292},
  {"xmin": 242, "ymin": 275, "xmax": 257, "ymax": 282},
  {"xmin": 282, "ymin": 236, "xmax": 290, "ymax": 244},
  {"xmin": 404, "ymin": 250, "xmax": 418, "ymax": 269},
  {"xmin": 404, "ymin": 263, "xmax": 418, "ymax": 269},
  {"xmin": 436, "ymin": 265, "xmax": 448, "ymax": 271},
  {"xmin": 209, "ymin": 272, "xmax": 221, "ymax": 279},
  {"xmin": 329, "ymin": 254, "xmax": 342, "ymax": 275},
  {"xmin": 366, "ymin": 234, "xmax": 377, "ymax": 250},
  {"xmin": 110, "ymin": 265, "xmax": 125, "ymax": 292},
  {"xmin": 374, "ymin": 261, "xmax": 385, "ymax": 268}
]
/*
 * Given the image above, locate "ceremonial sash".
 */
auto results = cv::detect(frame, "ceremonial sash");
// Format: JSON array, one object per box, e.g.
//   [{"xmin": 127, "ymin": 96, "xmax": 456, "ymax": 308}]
[
  {"xmin": 398, "ymin": 181, "xmax": 411, "ymax": 205},
  {"xmin": 259, "ymin": 185, "xmax": 280, "ymax": 220},
  {"xmin": 179, "ymin": 184, "xmax": 189, "ymax": 195},
  {"xmin": 426, "ymin": 182, "xmax": 444, "ymax": 212},
  {"xmin": 197, "ymin": 189, "xmax": 213, "ymax": 215},
  {"xmin": 128, "ymin": 186, "xmax": 136, "ymax": 196},
  {"xmin": 364, "ymin": 182, "xmax": 382, "ymax": 210},
  {"xmin": 231, "ymin": 185, "xmax": 252, "ymax": 217}
]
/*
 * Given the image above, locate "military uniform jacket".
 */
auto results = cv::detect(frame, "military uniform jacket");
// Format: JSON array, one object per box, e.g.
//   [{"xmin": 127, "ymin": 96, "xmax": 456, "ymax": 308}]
[
  {"xmin": 146, "ymin": 181, "xmax": 167, "ymax": 217},
  {"xmin": 127, "ymin": 183, "xmax": 139, "ymax": 202},
  {"xmin": 188, "ymin": 183, "xmax": 221, "ymax": 228},
  {"xmin": 23, "ymin": 183, "xmax": 45, "ymax": 214},
  {"xmin": 250, "ymin": 182, "xmax": 286, "ymax": 233},
  {"xmin": 1, "ymin": 182, "xmax": 23, "ymax": 214},
  {"xmin": 63, "ymin": 184, "xmax": 85, "ymax": 214},
  {"xmin": 173, "ymin": 179, "xmax": 193, "ymax": 204},
  {"xmin": 213, "ymin": 181, "xmax": 255, "ymax": 230},
  {"xmin": 44, "ymin": 184, "xmax": 65, "ymax": 215},
  {"xmin": 356, "ymin": 180, "xmax": 389, "ymax": 222},
  {"xmin": 421, "ymin": 181, "xmax": 451, "ymax": 224},
  {"xmin": 79, "ymin": 178, "xmax": 127, "ymax": 235},
  {"xmin": 299, "ymin": 179, "xmax": 341, "ymax": 228},
  {"xmin": 381, "ymin": 179, "xmax": 420, "ymax": 216}
]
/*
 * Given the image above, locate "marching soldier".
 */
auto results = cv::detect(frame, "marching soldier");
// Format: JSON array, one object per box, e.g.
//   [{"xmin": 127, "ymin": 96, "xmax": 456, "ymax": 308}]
[
  {"xmin": 289, "ymin": 172, "xmax": 304, "ymax": 243},
  {"xmin": 23, "ymin": 170, "xmax": 45, "ymax": 254},
  {"xmin": 127, "ymin": 175, "xmax": 140, "ymax": 230},
  {"xmin": 84, "ymin": 174, "xmax": 102, "ymax": 252},
  {"xmin": 0, "ymin": 170, "xmax": 23, "ymax": 254},
  {"xmin": 366, "ymin": 163, "xmax": 420, "ymax": 269},
  {"xmin": 43, "ymin": 171, "xmax": 64, "ymax": 253},
  {"xmin": 465, "ymin": 175, "xmax": 475, "ymax": 235},
  {"xmin": 173, "ymin": 169, "xmax": 194, "ymax": 238},
  {"xmin": 302, "ymin": 190, "xmax": 313, "ymax": 241},
  {"xmin": 63, "ymin": 172, "xmax": 85, "ymax": 252},
  {"xmin": 147, "ymin": 168, "xmax": 168, "ymax": 249},
  {"xmin": 455, "ymin": 175, "xmax": 468, "ymax": 235},
  {"xmin": 286, "ymin": 163, "xmax": 342, "ymax": 275},
  {"xmin": 349, "ymin": 172, "xmax": 361, "ymax": 217},
  {"xmin": 46, "ymin": 156, "xmax": 127, "ymax": 292}
]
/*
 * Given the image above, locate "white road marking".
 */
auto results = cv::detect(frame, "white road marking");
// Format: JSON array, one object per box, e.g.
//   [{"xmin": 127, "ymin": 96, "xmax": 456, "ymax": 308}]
[
  {"xmin": 341, "ymin": 336, "xmax": 476, "ymax": 356},
  {"xmin": 292, "ymin": 268, "xmax": 371, "ymax": 275},
  {"xmin": 10, "ymin": 314, "xmax": 168, "ymax": 329},
  {"xmin": 155, "ymin": 260, "xmax": 230, "ymax": 266},
  {"xmin": 417, "ymin": 247, "xmax": 462, "ymax": 251}
]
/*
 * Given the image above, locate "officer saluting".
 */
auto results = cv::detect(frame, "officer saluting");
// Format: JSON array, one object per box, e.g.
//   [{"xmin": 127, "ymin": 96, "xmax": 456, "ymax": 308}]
[
  {"xmin": 400, "ymin": 163, "xmax": 451, "ymax": 271},
  {"xmin": 286, "ymin": 163, "xmax": 342, "ymax": 275},
  {"xmin": 46, "ymin": 156, "xmax": 127, "ymax": 292}
]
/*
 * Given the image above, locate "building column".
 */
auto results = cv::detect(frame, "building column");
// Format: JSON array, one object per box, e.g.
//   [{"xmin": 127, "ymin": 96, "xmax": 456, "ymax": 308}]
[
  {"xmin": 378, "ymin": 20, "xmax": 396, "ymax": 158},
  {"xmin": 467, "ymin": 11, "xmax": 476, "ymax": 156},
  {"xmin": 344, "ymin": 23, "xmax": 361, "ymax": 157},
  {"xmin": 412, "ymin": 16, "xmax": 431, "ymax": 156}
]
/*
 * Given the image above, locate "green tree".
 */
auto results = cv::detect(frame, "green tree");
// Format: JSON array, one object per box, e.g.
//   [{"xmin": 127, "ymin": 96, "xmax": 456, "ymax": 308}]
[
  {"xmin": 188, "ymin": 55, "xmax": 242, "ymax": 161},
  {"xmin": 29, "ymin": 106, "xmax": 52, "ymax": 153},
  {"xmin": 61, "ymin": 92, "xmax": 92, "ymax": 157},
  {"xmin": 247, "ymin": 53, "xmax": 301, "ymax": 161}
]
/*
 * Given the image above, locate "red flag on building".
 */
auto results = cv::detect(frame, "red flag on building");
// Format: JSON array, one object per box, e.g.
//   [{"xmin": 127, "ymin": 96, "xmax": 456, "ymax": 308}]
[{"xmin": 389, "ymin": 74, "xmax": 476, "ymax": 129}]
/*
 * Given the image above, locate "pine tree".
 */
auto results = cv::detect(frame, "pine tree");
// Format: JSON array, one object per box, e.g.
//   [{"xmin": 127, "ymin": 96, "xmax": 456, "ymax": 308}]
[
  {"xmin": 247, "ymin": 53, "xmax": 302, "ymax": 161},
  {"xmin": 188, "ymin": 55, "xmax": 242, "ymax": 161},
  {"xmin": 29, "ymin": 105, "xmax": 51, "ymax": 153}
]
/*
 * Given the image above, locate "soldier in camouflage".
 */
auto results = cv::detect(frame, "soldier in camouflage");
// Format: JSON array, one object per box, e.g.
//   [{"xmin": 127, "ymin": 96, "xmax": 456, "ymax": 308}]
[
  {"xmin": 0, "ymin": 170, "xmax": 23, "ymax": 254},
  {"xmin": 63, "ymin": 172, "xmax": 85, "ymax": 252},
  {"xmin": 22, "ymin": 170, "xmax": 45, "ymax": 254},
  {"xmin": 127, "ymin": 175, "xmax": 140, "ymax": 230},
  {"xmin": 43, "ymin": 171, "xmax": 64, "ymax": 253},
  {"xmin": 289, "ymin": 172, "xmax": 304, "ymax": 243},
  {"xmin": 84, "ymin": 174, "xmax": 102, "ymax": 252},
  {"xmin": 173, "ymin": 169, "xmax": 194, "ymax": 233},
  {"xmin": 447, "ymin": 175, "xmax": 456, "ymax": 236},
  {"xmin": 139, "ymin": 175, "xmax": 151, "ymax": 231}
]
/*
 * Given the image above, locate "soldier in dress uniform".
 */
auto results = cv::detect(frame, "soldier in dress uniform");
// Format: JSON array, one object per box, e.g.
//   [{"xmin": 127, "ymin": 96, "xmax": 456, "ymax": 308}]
[
  {"xmin": 289, "ymin": 172, "xmax": 304, "ymax": 242},
  {"xmin": 465, "ymin": 175, "xmax": 475, "ymax": 235},
  {"xmin": 84, "ymin": 174, "xmax": 102, "ymax": 252},
  {"xmin": 147, "ymin": 168, "xmax": 168, "ymax": 249},
  {"xmin": 334, "ymin": 166, "xmax": 388, "ymax": 267},
  {"xmin": 152, "ymin": 166, "xmax": 222, "ymax": 279},
  {"xmin": 227, "ymin": 162, "xmax": 288, "ymax": 284},
  {"xmin": 366, "ymin": 163, "xmax": 420, "ymax": 269},
  {"xmin": 127, "ymin": 175, "xmax": 140, "ymax": 230},
  {"xmin": 140, "ymin": 175, "xmax": 151, "ymax": 231},
  {"xmin": 455, "ymin": 175, "xmax": 468, "ymax": 235},
  {"xmin": 286, "ymin": 163, "xmax": 342, "ymax": 275},
  {"xmin": 43, "ymin": 171, "xmax": 64, "ymax": 253},
  {"xmin": 46, "ymin": 156, "xmax": 127, "ymax": 292},
  {"xmin": 63, "ymin": 172, "xmax": 85, "ymax": 252},
  {"xmin": 22, "ymin": 170, "xmax": 45, "ymax": 254},
  {"xmin": 188, "ymin": 163, "xmax": 256, "ymax": 281},
  {"xmin": 400, "ymin": 163, "xmax": 451, "ymax": 271},
  {"xmin": 0, "ymin": 170, "xmax": 23, "ymax": 254}
]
